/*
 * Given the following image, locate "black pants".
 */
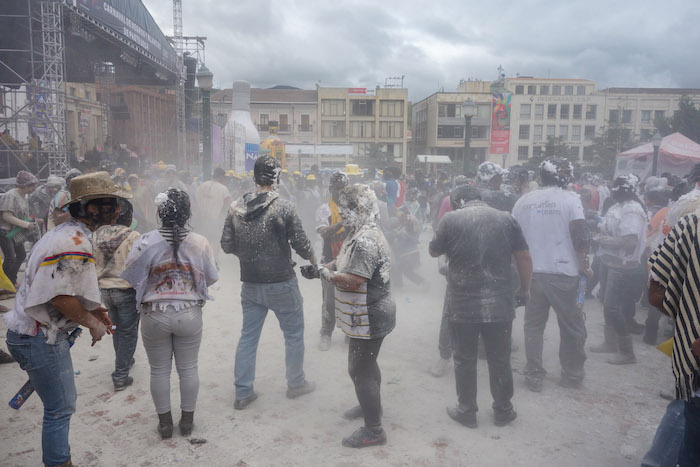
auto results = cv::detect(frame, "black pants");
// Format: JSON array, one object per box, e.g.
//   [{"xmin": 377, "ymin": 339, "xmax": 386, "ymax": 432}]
[
  {"xmin": 348, "ymin": 337, "xmax": 384, "ymax": 429},
  {"xmin": 0, "ymin": 235, "xmax": 25, "ymax": 285},
  {"xmin": 451, "ymin": 321, "xmax": 514, "ymax": 415}
]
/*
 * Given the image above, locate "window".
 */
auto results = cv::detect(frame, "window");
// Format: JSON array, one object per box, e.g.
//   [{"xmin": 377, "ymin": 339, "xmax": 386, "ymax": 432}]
[
  {"xmin": 552, "ymin": 85, "xmax": 561, "ymax": 95},
  {"xmin": 533, "ymin": 125, "xmax": 543, "ymax": 141},
  {"xmin": 350, "ymin": 121, "xmax": 374, "ymax": 138},
  {"xmin": 96, "ymin": 93, "xmax": 102, "ymax": 102},
  {"xmin": 577, "ymin": 86, "xmax": 586, "ymax": 96},
  {"xmin": 622, "ymin": 110, "xmax": 633, "ymax": 124},
  {"xmin": 259, "ymin": 113, "xmax": 269, "ymax": 131},
  {"xmin": 547, "ymin": 125, "xmax": 556, "ymax": 137},
  {"xmin": 322, "ymin": 99, "xmax": 345, "ymax": 116},
  {"xmin": 279, "ymin": 114, "xmax": 289, "ymax": 131},
  {"xmin": 380, "ymin": 121, "xmax": 403, "ymax": 138},
  {"xmin": 655, "ymin": 110, "xmax": 665, "ymax": 120},
  {"xmin": 472, "ymin": 125, "xmax": 489, "ymax": 139},
  {"xmin": 533, "ymin": 146, "xmax": 544, "ymax": 157},
  {"xmin": 572, "ymin": 126, "xmax": 581, "ymax": 141},
  {"xmin": 534, "ymin": 104, "xmax": 544, "ymax": 120},
  {"xmin": 518, "ymin": 146, "xmax": 529, "ymax": 160},
  {"xmin": 437, "ymin": 125, "xmax": 463, "ymax": 139},
  {"xmin": 321, "ymin": 120, "xmax": 346, "ymax": 137},
  {"xmin": 559, "ymin": 125, "xmax": 569, "ymax": 140},
  {"xmin": 584, "ymin": 125, "xmax": 596, "ymax": 139},
  {"xmin": 300, "ymin": 114, "xmax": 311, "ymax": 132},
  {"xmin": 573, "ymin": 104, "xmax": 582, "ymax": 119},
  {"xmin": 527, "ymin": 85, "xmax": 537, "ymax": 95},
  {"xmin": 519, "ymin": 124, "xmax": 530, "ymax": 140},
  {"xmin": 351, "ymin": 100, "xmax": 374, "ymax": 116},
  {"xmin": 560, "ymin": 104, "xmax": 570, "ymax": 119},
  {"xmin": 520, "ymin": 104, "xmax": 531, "ymax": 119},
  {"xmin": 540, "ymin": 85, "xmax": 549, "ymax": 95},
  {"xmin": 547, "ymin": 104, "xmax": 557, "ymax": 119},
  {"xmin": 515, "ymin": 85, "xmax": 524, "ymax": 95},
  {"xmin": 438, "ymin": 103, "xmax": 457, "ymax": 117},
  {"xmin": 380, "ymin": 100, "xmax": 403, "ymax": 117},
  {"xmin": 583, "ymin": 146, "xmax": 594, "ymax": 160},
  {"xmin": 569, "ymin": 146, "xmax": 580, "ymax": 159},
  {"xmin": 85, "ymin": 91, "xmax": 91, "ymax": 100},
  {"xmin": 586, "ymin": 104, "xmax": 597, "ymax": 120},
  {"xmin": 477, "ymin": 104, "xmax": 491, "ymax": 118},
  {"xmin": 609, "ymin": 110, "xmax": 619, "ymax": 123},
  {"xmin": 565, "ymin": 85, "xmax": 574, "ymax": 96},
  {"xmin": 69, "ymin": 87, "xmax": 76, "ymax": 96},
  {"xmin": 641, "ymin": 110, "xmax": 652, "ymax": 123}
]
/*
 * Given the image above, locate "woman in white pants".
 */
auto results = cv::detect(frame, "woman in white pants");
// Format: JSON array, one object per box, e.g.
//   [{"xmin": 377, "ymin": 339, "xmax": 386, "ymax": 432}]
[{"xmin": 122, "ymin": 188, "xmax": 218, "ymax": 438}]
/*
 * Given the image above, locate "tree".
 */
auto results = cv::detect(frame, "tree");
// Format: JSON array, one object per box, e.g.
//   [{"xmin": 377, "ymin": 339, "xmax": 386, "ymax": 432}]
[
  {"xmin": 654, "ymin": 95, "xmax": 700, "ymax": 143},
  {"xmin": 357, "ymin": 143, "xmax": 394, "ymax": 170},
  {"xmin": 585, "ymin": 116, "xmax": 638, "ymax": 178},
  {"xmin": 522, "ymin": 136, "xmax": 569, "ymax": 170}
]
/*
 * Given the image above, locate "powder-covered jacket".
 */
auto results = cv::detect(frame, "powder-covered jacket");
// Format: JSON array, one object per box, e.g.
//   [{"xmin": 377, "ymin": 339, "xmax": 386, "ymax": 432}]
[
  {"xmin": 92, "ymin": 224, "xmax": 141, "ymax": 290},
  {"xmin": 221, "ymin": 191, "xmax": 314, "ymax": 283}
]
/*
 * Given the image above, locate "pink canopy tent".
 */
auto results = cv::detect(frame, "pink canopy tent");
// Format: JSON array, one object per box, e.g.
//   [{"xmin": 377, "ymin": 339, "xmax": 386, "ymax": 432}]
[{"xmin": 615, "ymin": 132, "xmax": 700, "ymax": 180}]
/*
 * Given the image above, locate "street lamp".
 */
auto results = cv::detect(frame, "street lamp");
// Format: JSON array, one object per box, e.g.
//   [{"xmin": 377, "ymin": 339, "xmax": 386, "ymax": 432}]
[
  {"xmin": 462, "ymin": 98, "xmax": 477, "ymax": 175},
  {"xmin": 196, "ymin": 64, "xmax": 214, "ymax": 180},
  {"xmin": 651, "ymin": 130, "xmax": 662, "ymax": 177}
]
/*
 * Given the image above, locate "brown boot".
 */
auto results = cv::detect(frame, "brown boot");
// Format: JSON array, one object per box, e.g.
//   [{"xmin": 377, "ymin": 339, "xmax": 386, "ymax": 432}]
[
  {"xmin": 607, "ymin": 335, "xmax": 636, "ymax": 365},
  {"xmin": 157, "ymin": 411, "xmax": 173, "ymax": 439},
  {"xmin": 179, "ymin": 410, "xmax": 194, "ymax": 436},
  {"xmin": 590, "ymin": 324, "xmax": 618, "ymax": 353},
  {"xmin": 57, "ymin": 457, "xmax": 73, "ymax": 467}
]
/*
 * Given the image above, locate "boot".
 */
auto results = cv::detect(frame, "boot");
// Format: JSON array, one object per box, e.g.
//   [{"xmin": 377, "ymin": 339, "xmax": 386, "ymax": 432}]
[
  {"xmin": 607, "ymin": 335, "xmax": 636, "ymax": 365},
  {"xmin": 590, "ymin": 325, "xmax": 618, "ymax": 353},
  {"xmin": 179, "ymin": 410, "xmax": 194, "ymax": 436},
  {"xmin": 157, "ymin": 411, "xmax": 173, "ymax": 439},
  {"xmin": 57, "ymin": 457, "xmax": 73, "ymax": 467}
]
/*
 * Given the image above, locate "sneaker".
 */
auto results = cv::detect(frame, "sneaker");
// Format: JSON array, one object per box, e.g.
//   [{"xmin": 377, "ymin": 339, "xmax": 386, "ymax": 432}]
[
  {"xmin": 446, "ymin": 406, "xmax": 477, "ymax": 429},
  {"xmin": 318, "ymin": 335, "xmax": 331, "ymax": 351},
  {"xmin": 0, "ymin": 349, "xmax": 15, "ymax": 365},
  {"xmin": 341, "ymin": 426, "xmax": 387, "ymax": 448},
  {"xmin": 114, "ymin": 376, "xmax": 133, "ymax": 392},
  {"xmin": 234, "ymin": 392, "xmax": 258, "ymax": 410},
  {"xmin": 286, "ymin": 381, "xmax": 316, "ymax": 399},
  {"xmin": 525, "ymin": 377, "xmax": 543, "ymax": 393},
  {"xmin": 494, "ymin": 408, "xmax": 518, "ymax": 426},
  {"xmin": 430, "ymin": 357, "xmax": 450, "ymax": 378}
]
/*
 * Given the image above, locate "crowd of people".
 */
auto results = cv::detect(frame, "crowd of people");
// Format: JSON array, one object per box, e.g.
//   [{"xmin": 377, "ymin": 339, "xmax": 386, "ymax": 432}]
[{"xmin": 0, "ymin": 153, "xmax": 699, "ymax": 466}]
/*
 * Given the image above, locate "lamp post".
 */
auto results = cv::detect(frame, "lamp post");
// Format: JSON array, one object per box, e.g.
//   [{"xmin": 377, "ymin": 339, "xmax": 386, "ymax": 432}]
[
  {"xmin": 462, "ymin": 98, "xmax": 477, "ymax": 175},
  {"xmin": 298, "ymin": 148, "xmax": 303, "ymax": 172},
  {"xmin": 196, "ymin": 64, "xmax": 214, "ymax": 180},
  {"xmin": 651, "ymin": 130, "xmax": 662, "ymax": 177}
]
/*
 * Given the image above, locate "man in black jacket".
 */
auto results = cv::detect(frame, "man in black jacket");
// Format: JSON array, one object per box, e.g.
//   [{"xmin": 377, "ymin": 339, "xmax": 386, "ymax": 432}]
[
  {"xmin": 221, "ymin": 155, "xmax": 317, "ymax": 410},
  {"xmin": 430, "ymin": 185, "xmax": 532, "ymax": 429}
]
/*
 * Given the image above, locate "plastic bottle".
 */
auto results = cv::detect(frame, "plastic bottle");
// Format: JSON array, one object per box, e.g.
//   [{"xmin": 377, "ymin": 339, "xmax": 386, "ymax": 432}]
[{"xmin": 227, "ymin": 81, "xmax": 260, "ymax": 173}]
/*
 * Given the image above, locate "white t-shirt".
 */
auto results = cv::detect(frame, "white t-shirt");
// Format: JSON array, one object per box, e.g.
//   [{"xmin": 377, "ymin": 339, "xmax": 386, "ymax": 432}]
[
  {"xmin": 512, "ymin": 186, "xmax": 585, "ymax": 277},
  {"xmin": 599, "ymin": 200, "xmax": 647, "ymax": 268}
]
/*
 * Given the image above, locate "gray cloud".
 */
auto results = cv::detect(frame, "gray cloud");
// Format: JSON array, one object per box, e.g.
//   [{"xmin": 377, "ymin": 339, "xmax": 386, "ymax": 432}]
[{"xmin": 144, "ymin": 0, "xmax": 700, "ymax": 100}]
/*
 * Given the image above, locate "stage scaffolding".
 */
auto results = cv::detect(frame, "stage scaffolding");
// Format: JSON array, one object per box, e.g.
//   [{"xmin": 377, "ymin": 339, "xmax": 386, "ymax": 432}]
[{"xmin": 0, "ymin": 0, "xmax": 68, "ymax": 178}]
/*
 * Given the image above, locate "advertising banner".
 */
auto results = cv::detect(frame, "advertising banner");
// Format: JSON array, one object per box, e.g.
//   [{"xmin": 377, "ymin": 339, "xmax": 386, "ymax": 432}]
[
  {"xmin": 489, "ymin": 93, "xmax": 512, "ymax": 154},
  {"xmin": 244, "ymin": 142, "xmax": 259, "ymax": 172}
]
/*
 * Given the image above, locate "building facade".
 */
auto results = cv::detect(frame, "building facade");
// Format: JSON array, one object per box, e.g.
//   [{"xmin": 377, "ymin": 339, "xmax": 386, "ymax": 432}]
[
  {"xmin": 65, "ymin": 83, "xmax": 106, "ymax": 161},
  {"xmin": 317, "ymin": 86, "xmax": 409, "ymax": 172},
  {"xmin": 412, "ymin": 77, "xmax": 700, "ymax": 170}
]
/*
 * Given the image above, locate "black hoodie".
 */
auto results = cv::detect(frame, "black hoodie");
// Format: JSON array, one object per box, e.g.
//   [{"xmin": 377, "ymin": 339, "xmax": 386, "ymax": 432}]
[{"xmin": 220, "ymin": 191, "xmax": 314, "ymax": 283}]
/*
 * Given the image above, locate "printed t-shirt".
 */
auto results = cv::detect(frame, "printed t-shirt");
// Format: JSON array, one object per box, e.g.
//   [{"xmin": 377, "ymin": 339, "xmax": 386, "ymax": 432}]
[{"xmin": 512, "ymin": 186, "xmax": 585, "ymax": 277}]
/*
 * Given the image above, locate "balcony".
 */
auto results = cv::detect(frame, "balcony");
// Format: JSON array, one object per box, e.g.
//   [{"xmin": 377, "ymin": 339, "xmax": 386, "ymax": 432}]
[
  {"xmin": 278, "ymin": 124, "xmax": 291, "ymax": 132},
  {"xmin": 298, "ymin": 124, "xmax": 313, "ymax": 132},
  {"xmin": 257, "ymin": 124, "xmax": 269, "ymax": 131}
]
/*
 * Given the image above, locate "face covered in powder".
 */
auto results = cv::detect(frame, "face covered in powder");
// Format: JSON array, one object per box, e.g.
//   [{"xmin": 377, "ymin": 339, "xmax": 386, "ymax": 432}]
[{"xmin": 338, "ymin": 184, "xmax": 380, "ymax": 231}]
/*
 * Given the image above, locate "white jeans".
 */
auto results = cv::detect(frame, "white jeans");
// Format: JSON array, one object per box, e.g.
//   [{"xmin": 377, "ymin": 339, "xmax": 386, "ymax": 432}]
[{"xmin": 140, "ymin": 304, "xmax": 203, "ymax": 414}]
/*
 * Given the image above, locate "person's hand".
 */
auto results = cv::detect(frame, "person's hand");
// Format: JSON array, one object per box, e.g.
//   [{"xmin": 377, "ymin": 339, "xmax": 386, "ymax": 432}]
[
  {"xmin": 319, "ymin": 266, "xmax": 334, "ymax": 282},
  {"xmin": 36, "ymin": 218, "xmax": 44, "ymax": 227},
  {"xmin": 300, "ymin": 264, "xmax": 320, "ymax": 280},
  {"xmin": 692, "ymin": 338, "xmax": 700, "ymax": 358},
  {"xmin": 89, "ymin": 308, "xmax": 113, "ymax": 334},
  {"xmin": 515, "ymin": 288, "xmax": 530, "ymax": 307},
  {"xmin": 89, "ymin": 322, "xmax": 107, "ymax": 346},
  {"xmin": 579, "ymin": 267, "xmax": 593, "ymax": 280}
]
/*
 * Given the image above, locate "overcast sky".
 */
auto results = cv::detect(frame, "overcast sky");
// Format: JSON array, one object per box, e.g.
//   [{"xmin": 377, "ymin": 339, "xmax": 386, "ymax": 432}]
[{"xmin": 144, "ymin": 0, "xmax": 700, "ymax": 101}]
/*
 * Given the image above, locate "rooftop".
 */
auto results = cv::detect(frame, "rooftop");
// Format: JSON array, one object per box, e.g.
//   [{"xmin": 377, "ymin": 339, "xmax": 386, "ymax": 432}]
[
  {"xmin": 211, "ymin": 88, "xmax": 317, "ymax": 103},
  {"xmin": 600, "ymin": 87, "xmax": 700, "ymax": 95}
]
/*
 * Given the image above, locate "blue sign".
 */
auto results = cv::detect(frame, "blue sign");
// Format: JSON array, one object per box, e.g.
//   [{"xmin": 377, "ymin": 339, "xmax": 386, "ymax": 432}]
[{"xmin": 245, "ymin": 143, "xmax": 259, "ymax": 172}]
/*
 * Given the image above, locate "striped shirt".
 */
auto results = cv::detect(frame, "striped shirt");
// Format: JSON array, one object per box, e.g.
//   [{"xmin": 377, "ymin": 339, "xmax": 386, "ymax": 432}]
[{"xmin": 649, "ymin": 213, "xmax": 700, "ymax": 401}]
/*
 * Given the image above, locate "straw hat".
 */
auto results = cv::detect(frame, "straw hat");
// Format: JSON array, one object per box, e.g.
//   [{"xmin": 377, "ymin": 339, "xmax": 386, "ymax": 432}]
[{"xmin": 66, "ymin": 171, "xmax": 132, "ymax": 205}]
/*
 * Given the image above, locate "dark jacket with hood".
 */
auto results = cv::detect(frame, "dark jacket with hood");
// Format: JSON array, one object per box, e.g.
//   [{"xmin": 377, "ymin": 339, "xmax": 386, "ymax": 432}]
[{"xmin": 221, "ymin": 191, "xmax": 314, "ymax": 283}]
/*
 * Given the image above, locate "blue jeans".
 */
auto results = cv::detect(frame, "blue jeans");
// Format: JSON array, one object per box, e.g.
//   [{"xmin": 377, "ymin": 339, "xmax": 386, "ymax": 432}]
[
  {"xmin": 679, "ymin": 397, "xmax": 700, "ymax": 467},
  {"xmin": 234, "ymin": 277, "xmax": 306, "ymax": 399},
  {"xmin": 7, "ymin": 330, "xmax": 76, "ymax": 467},
  {"xmin": 642, "ymin": 399, "xmax": 685, "ymax": 467},
  {"xmin": 101, "ymin": 288, "xmax": 140, "ymax": 385}
]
